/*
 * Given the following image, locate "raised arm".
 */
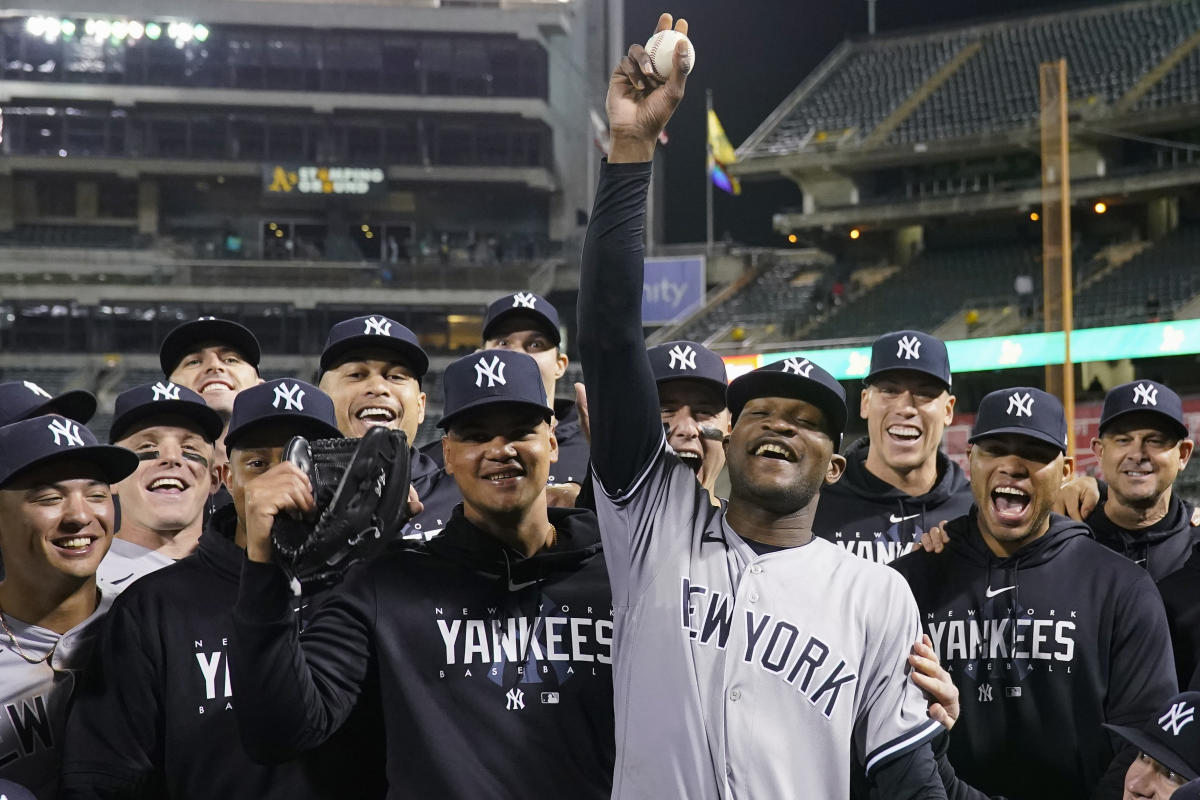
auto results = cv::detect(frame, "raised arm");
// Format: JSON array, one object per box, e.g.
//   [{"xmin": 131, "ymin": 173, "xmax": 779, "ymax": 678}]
[{"xmin": 578, "ymin": 13, "xmax": 689, "ymax": 496}]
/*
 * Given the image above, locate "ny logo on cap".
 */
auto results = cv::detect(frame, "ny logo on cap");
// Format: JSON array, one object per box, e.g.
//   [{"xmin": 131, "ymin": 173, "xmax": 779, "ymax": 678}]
[
  {"xmin": 1160, "ymin": 701, "xmax": 1195, "ymax": 736},
  {"xmin": 151, "ymin": 382, "xmax": 181, "ymax": 401},
  {"xmin": 896, "ymin": 335, "xmax": 922, "ymax": 360},
  {"xmin": 364, "ymin": 316, "xmax": 392, "ymax": 336},
  {"xmin": 782, "ymin": 358, "xmax": 813, "ymax": 377},
  {"xmin": 474, "ymin": 356, "xmax": 507, "ymax": 388},
  {"xmin": 272, "ymin": 383, "xmax": 306, "ymax": 411},
  {"xmin": 23, "ymin": 381, "xmax": 52, "ymax": 399},
  {"xmin": 512, "ymin": 292, "xmax": 538, "ymax": 309},
  {"xmin": 48, "ymin": 418, "xmax": 84, "ymax": 448},
  {"xmin": 1007, "ymin": 392, "xmax": 1034, "ymax": 418},
  {"xmin": 1133, "ymin": 383, "xmax": 1159, "ymax": 407},
  {"xmin": 668, "ymin": 345, "xmax": 697, "ymax": 371}
]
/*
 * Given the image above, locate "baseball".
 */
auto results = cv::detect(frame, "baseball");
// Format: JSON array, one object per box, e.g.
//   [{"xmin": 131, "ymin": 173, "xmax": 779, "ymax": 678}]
[{"xmin": 645, "ymin": 29, "xmax": 694, "ymax": 81}]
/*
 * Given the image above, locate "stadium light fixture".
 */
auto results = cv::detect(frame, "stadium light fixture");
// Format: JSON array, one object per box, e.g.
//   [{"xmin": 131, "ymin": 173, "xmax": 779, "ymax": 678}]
[
  {"xmin": 1093, "ymin": 202, "xmax": 1107, "ymax": 214},
  {"xmin": 146, "ymin": 22, "xmax": 161, "ymax": 40},
  {"xmin": 787, "ymin": 234, "xmax": 797, "ymax": 244},
  {"xmin": 1030, "ymin": 212, "xmax": 1039, "ymax": 222},
  {"xmin": 849, "ymin": 228, "xmax": 861, "ymax": 240}
]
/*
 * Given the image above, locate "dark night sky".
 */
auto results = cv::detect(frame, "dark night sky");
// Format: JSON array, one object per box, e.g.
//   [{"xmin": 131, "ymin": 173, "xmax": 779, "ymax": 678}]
[{"xmin": 624, "ymin": 0, "xmax": 1127, "ymax": 245}]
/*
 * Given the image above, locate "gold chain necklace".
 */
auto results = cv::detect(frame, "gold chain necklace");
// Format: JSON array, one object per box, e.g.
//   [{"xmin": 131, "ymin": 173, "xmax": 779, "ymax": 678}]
[{"xmin": 0, "ymin": 607, "xmax": 57, "ymax": 666}]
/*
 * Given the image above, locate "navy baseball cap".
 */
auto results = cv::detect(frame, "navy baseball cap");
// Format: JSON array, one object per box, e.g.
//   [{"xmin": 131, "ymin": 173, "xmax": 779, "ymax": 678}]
[
  {"xmin": 0, "ymin": 414, "xmax": 138, "ymax": 489},
  {"xmin": 481, "ymin": 292, "xmax": 561, "ymax": 346},
  {"xmin": 866, "ymin": 330, "xmax": 952, "ymax": 390},
  {"xmin": 1176, "ymin": 779, "xmax": 1200, "ymax": 800},
  {"xmin": 726, "ymin": 355, "xmax": 847, "ymax": 448},
  {"xmin": 0, "ymin": 380, "xmax": 96, "ymax": 427},
  {"xmin": 109, "ymin": 381, "xmax": 225, "ymax": 444},
  {"xmin": 159, "ymin": 317, "xmax": 261, "ymax": 377},
  {"xmin": 438, "ymin": 350, "xmax": 553, "ymax": 429},
  {"xmin": 1104, "ymin": 691, "xmax": 1200, "ymax": 782},
  {"xmin": 647, "ymin": 341, "xmax": 729, "ymax": 397},
  {"xmin": 1099, "ymin": 379, "xmax": 1189, "ymax": 440},
  {"xmin": 319, "ymin": 314, "xmax": 429, "ymax": 378},
  {"xmin": 224, "ymin": 379, "xmax": 342, "ymax": 452},
  {"xmin": 969, "ymin": 387, "xmax": 1068, "ymax": 453}
]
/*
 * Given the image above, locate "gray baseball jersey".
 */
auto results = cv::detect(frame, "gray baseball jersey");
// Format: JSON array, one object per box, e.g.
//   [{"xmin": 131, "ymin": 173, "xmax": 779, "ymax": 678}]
[
  {"xmin": 594, "ymin": 441, "xmax": 942, "ymax": 799},
  {"xmin": 97, "ymin": 538, "xmax": 174, "ymax": 595},
  {"xmin": 0, "ymin": 592, "xmax": 112, "ymax": 798}
]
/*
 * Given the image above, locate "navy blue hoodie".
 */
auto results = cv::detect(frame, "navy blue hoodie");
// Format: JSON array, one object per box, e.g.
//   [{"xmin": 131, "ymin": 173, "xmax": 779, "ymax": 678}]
[
  {"xmin": 892, "ymin": 510, "xmax": 1176, "ymax": 800},
  {"xmin": 815, "ymin": 437, "xmax": 974, "ymax": 564}
]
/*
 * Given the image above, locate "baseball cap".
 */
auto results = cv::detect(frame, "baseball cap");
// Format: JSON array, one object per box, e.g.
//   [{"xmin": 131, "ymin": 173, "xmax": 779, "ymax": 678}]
[
  {"xmin": 0, "ymin": 380, "xmax": 96, "ymax": 427},
  {"xmin": 109, "ymin": 381, "xmax": 225, "ymax": 444},
  {"xmin": 0, "ymin": 414, "xmax": 138, "ymax": 489},
  {"xmin": 438, "ymin": 350, "xmax": 553, "ymax": 430},
  {"xmin": 866, "ymin": 330, "xmax": 952, "ymax": 390},
  {"xmin": 726, "ymin": 355, "xmax": 847, "ymax": 448},
  {"xmin": 1175, "ymin": 779, "xmax": 1200, "ymax": 799},
  {"xmin": 319, "ymin": 314, "xmax": 429, "ymax": 378},
  {"xmin": 1104, "ymin": 691, "xmax": 1200, "ymax": 783},
  {"xmin": 1099, "ymin": 379, "xmax": 1189, "ymax": 440},
  {"xmin": 481, "ymin": 292, "xmax": 561, "ymax": 346},
  {"xmin": 968, "ymin": 387, "xmax": 1068, "ymax": 453},
  {"xmin": 647, "ymin": 341, "xmax": 728, "ymax": 397},
  {"xmin": 224, "ymin": 379, "xmax": 342, "ymax": 452},
  {"xmin": 159, "ymin": 317, "xmax": 262, "ymax": 377}
]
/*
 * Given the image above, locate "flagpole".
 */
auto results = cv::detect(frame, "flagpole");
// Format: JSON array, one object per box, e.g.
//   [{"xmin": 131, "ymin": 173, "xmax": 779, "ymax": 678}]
[{"xmin": 706, "ymin": 88, "xmax": 714, "ymax": 257}]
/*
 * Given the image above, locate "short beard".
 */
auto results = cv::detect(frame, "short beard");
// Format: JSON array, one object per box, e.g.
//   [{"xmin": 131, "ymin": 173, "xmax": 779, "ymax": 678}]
[{"xmin": 728, "ymin": 465, "xmax": 823, "ymax": 517}]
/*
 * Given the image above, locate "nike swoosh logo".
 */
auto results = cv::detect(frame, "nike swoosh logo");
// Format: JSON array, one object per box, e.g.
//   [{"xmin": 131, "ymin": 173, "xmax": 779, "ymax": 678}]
[
  {"xmin": 508, "ymin": 579, "xmax": 539, "ymax": 591},
  {"xmin": 889, "ymin": 513, "xmax": 920, "ymax": 523},
  {"xmin": 985, "ymin": 585, "xmax": 1016, "ymax": 598},
  {"xmin": 109, "ymin": 574, "xmax": 135, "ymax": 585}
]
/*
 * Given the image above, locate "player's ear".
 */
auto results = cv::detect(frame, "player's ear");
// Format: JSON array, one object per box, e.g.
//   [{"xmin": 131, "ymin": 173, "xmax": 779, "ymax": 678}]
[
  {"xmin": 441, "ymin": 434, "xmax": 454, "ymax": 476},
  {"xmin": 547, "ymin": 423, "xmax": 559, "ymax": 463},
  {"xmin": 554, "ymin": 351, "xmax": 568, "ymax": 381},
  {"xmin": 825, "ymin": 453, "xmax": 847, "ymax": 485},
  {"xmin": 859, "ymin": 386, "xmax": 871, "ymax": 421},
  {"xmin": 1060, "ymin": 455, "xmax": 1075, "ymax": 485},
  {"xmin": 942, "ymin": 393, "xmax": 956, "ymax": 425},
  {"xmin": 1178, "ymin": 438, "xmax": 1194, "ymax": 469}
]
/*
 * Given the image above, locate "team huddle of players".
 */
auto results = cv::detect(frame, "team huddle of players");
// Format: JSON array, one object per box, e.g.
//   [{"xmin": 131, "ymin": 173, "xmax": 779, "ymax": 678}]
[{"xmin": 1, "ymin": 13, "xmax": 1199, "ymax": 800}]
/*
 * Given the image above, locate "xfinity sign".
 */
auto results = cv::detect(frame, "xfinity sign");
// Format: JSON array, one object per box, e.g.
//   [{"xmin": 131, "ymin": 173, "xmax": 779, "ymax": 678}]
[{"xmin": 642, "ymin": 256, "xmax": 705, "ymax": 326}]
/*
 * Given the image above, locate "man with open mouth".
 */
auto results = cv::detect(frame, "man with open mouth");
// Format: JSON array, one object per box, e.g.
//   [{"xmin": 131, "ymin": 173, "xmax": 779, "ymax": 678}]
[
  {"xmin": 61, "ymin": 378, "xmax": 366, "ymax": 800},
  {"xmin": 891, "ymin": 386, "xmax": 1176, "ymax": 800},
  {"xmin": 228, "ymin": 349, "xmax": 616, "ymax": 798},
  {"xmin": 814, "ymin": 330, "xmax": 972, "ymax": 565},
  {"xmin": 576, "ymin": 14, "xmax": 946, "ymax": 798},
  {"xmin": 161, "ymin": 316, "xmax": 265, "ymax": 518},
  {"xmin": 316, "ymin": 313, "xmax": 459, "ymax": 540},
  {"xmin": 97, "ymin": 382, "xmax": 224, "ymax": 594},
  {"xmin": 0, "ymin": 413, "xmax": 137, "ymax": 798}
]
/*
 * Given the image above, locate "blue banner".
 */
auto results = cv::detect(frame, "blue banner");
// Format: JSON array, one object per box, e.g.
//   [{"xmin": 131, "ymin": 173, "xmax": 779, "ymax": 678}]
[{"xmin": 642, "ymin": 256, "xmax": 706, "ymax": 326}]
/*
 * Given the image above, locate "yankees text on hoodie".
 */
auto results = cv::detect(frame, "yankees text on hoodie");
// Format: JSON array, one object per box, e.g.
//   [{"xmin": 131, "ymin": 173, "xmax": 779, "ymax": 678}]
[
  {"xmin": 815, "ymin": 437, "xmax": 974, "ymax": 564},
  {"xmin": 891, "ymin": 510, "xmax": 1176, "ymax": 800}
]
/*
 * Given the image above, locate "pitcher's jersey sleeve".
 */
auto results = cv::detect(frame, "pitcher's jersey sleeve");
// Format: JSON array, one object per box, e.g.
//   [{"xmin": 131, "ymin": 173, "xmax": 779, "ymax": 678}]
[
  {"xmin": 591, "ymin": 440, "xmax": 717, "ymax": 607},
  {"xmin": 857, "ymin": 569, "xmax": 944, "ymax": 775}
]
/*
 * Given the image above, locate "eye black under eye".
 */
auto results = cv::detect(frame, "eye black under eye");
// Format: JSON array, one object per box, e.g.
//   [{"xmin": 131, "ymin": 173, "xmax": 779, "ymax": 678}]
[
  {"xmin": 183, "ymin": 452, "xmax": 210, "ymax": 467},
  {"xmin": 136, "ymin": 450, "xmax": 160, "ymax": 462}
]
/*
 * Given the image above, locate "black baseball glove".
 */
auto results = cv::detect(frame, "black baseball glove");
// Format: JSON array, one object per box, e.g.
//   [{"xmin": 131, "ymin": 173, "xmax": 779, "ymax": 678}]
[{"xmin": 270, "ymin": 426, "xmax": 412, "ymax": 587}]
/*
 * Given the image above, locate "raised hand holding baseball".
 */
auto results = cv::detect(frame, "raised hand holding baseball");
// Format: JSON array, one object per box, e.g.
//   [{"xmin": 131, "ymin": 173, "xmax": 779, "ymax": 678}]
[{"xmin": 607, "ymin": 13, "xmax": 691, "ymax": 163}]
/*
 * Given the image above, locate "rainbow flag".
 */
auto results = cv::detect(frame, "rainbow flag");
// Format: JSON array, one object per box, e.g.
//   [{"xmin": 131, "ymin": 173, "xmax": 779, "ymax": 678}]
[{"xmin": 707, "ymin": 109, "xmax": 740, "ymax": 195}]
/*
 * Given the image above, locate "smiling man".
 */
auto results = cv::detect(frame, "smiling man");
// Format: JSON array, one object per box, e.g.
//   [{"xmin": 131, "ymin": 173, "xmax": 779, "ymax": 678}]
[
  {"xmin": 814, "ymin": 331, "xmax": 972, "ymax": 564},
  {"xmin": 0, "ymin": 414, "xmax": 137, "ymax": 798},
  {"xmin": 1104, "ymin": 691, "xmax": 1200, "ymax": 800},
  {"xmin": 577, "ymin": 15, "xmax": 945, "ymax": 798},
  {"xmin": 161, "ymin": 317, "xmax": 263, "ymax": 422},
  {"xmin": 61, "ymin": 379, "xmax": 354, "ymax": 800},
  {"xmin": 646, "ymin": 340, "xmax": 730, "ymax": 499},
  {"xmin": 1087, "ymin": 380, "xmax": 1196, "ymax": 582},
  {"xmin": 891, "ymin": 387, "xmax": 1176, "ymax": 799},
  {"xmin": 228, "ymin": 349, "xmax": 616, "ymax": 798},
  {"xmin": 316, "ymin": 314, "xmax": 459, "ymax": 540},
  {"xmin": 97, "ymin": 382, "xmax": 224, "ymax": 594}
]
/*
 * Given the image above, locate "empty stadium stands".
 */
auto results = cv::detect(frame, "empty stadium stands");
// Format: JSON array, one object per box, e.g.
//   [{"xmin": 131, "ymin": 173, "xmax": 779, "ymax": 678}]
[
  {"xmin": 738, "ymin": 0, "xmax": 1200, "ymax": 161},
  {"xmin": 1073, "ymin": 224, "xmax": 1200, "ymax": 328}
]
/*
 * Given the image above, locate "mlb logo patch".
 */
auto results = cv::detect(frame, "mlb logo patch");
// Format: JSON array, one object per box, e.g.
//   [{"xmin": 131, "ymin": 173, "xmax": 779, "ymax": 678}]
[
  {"xmin": 540, "ymin": 692, "xmax": 560, "ymax": 705},
  {"xmin": 1005, "ymin": 687, "xmax": 1022, "ymax": 698}
]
